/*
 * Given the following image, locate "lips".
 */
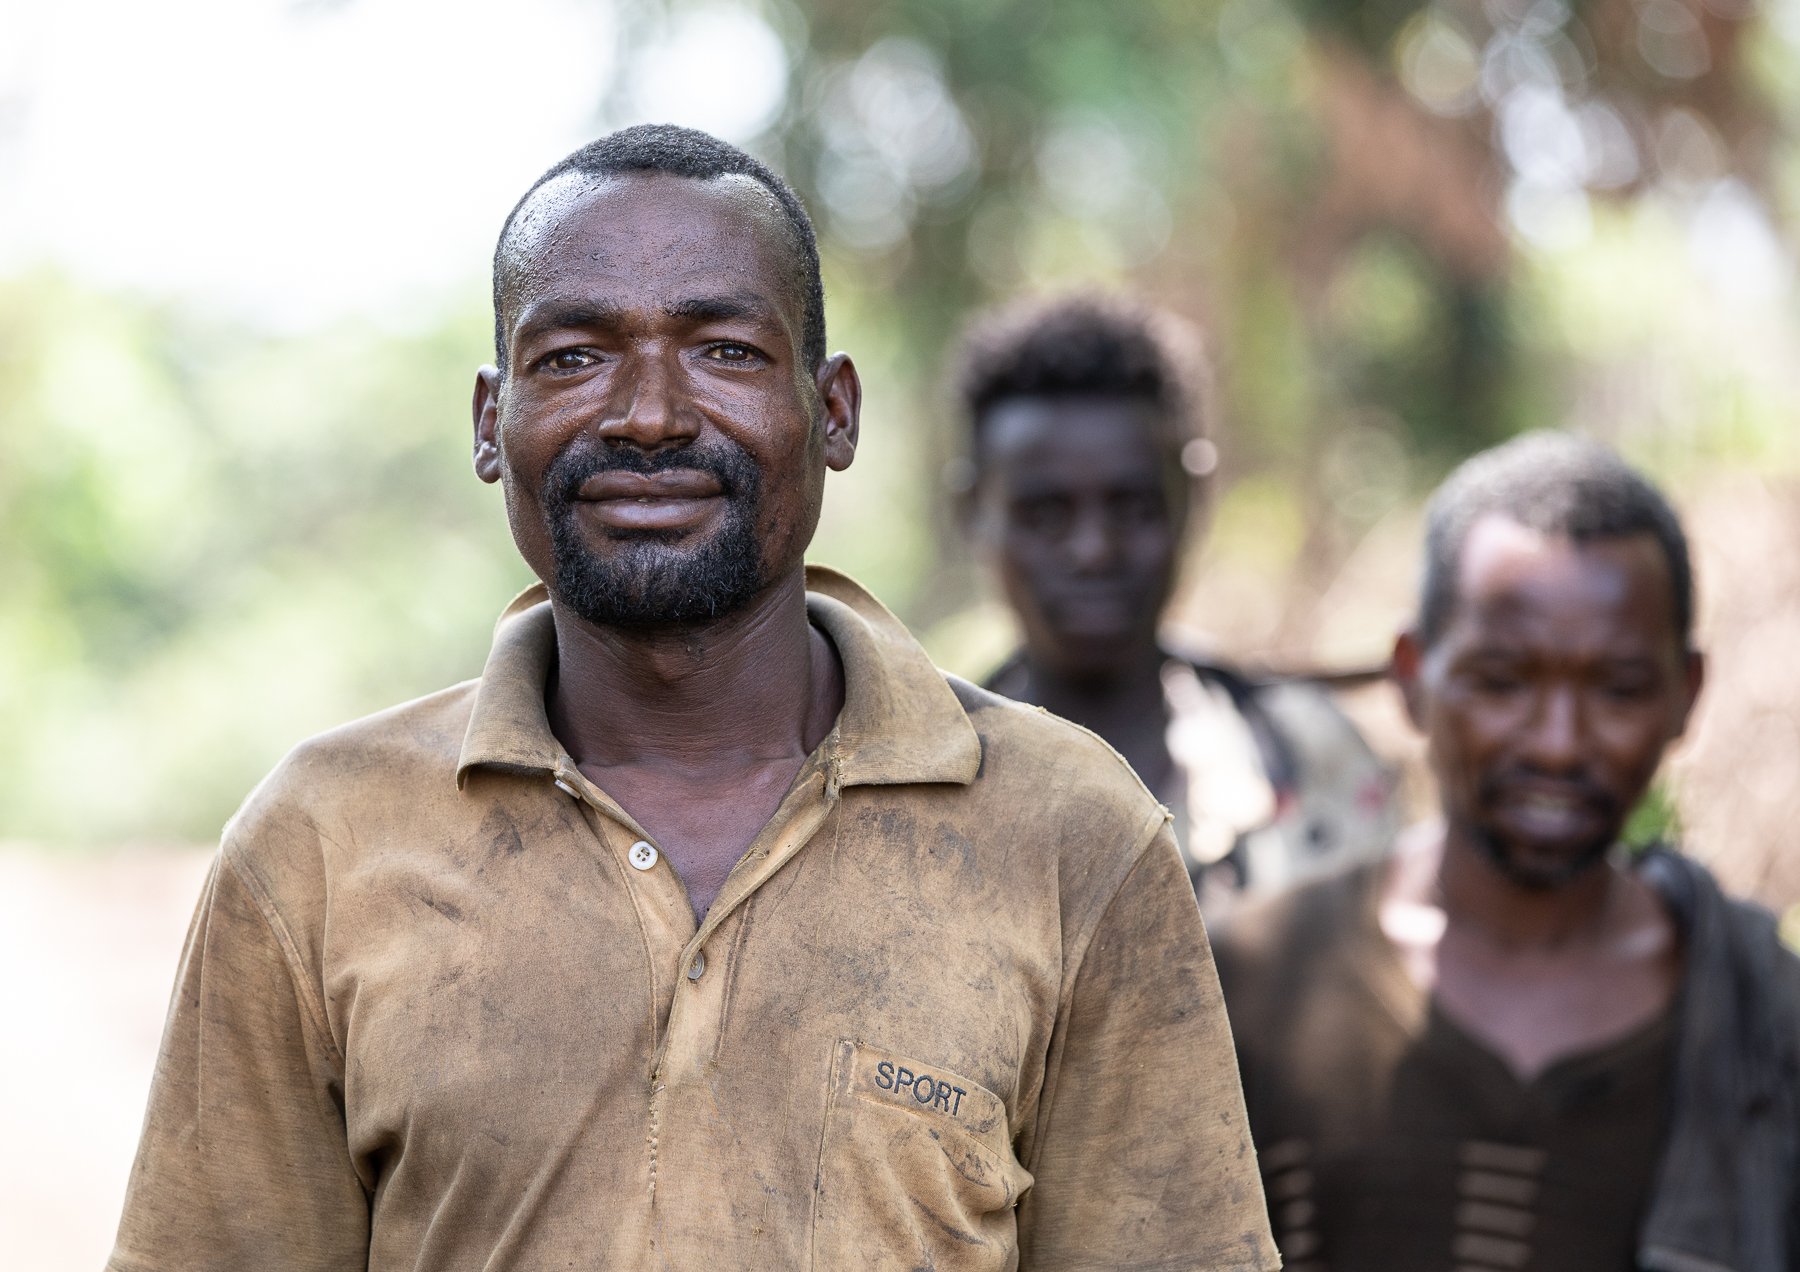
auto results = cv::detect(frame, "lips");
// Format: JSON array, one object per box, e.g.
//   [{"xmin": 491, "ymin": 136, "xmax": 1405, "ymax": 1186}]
[
  {"xmin": 576, "ymin": 469, "xmax": 726, "ymax": 532},
  {"xmin": 1486, "ymin": 778, "xmax": 1616, "ymax": 842},
  {"xmin": 578, "ymin": 470, "xmax": 723, "ymax": 501},
  {"xmin": 1045, "ymin": 585, "xmax": 1150, "ymax": 638},
  {"xmin": 1053, "ymin": 600, "xmax": 1134, "ymax": 634}
]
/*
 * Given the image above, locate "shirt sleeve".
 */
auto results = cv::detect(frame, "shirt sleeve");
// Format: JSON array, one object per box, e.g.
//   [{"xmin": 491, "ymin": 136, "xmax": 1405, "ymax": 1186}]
[
  {"xmin": 1016, "ymin": 825, "xmax": 1281, "ymax": 1272},
  {"xmin": 109, "ymin": 851, "xmax": 370, "ymax": 1272}
]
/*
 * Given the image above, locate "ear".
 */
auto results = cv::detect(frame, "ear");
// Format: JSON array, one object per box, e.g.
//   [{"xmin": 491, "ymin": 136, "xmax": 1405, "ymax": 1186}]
[
  {"xmin": 816, "ymin": 353, "xmax": 862, "ymax": 472},
  {"xmin": 1391, "ymin": 629, "xmax": 1429, "ymax": 731},
  {"xmin": 473, "ymin": 366, "xmax": 503, "ymax": 484},
  {"xmin": 1672, "ymin": 647, "xmax": 1706, "ymax": 739}
]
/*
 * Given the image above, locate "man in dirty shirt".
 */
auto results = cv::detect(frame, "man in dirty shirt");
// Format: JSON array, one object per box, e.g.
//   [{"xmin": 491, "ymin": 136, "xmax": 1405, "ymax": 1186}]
[{"xmin": 110, "ymin": 125, "xmax": 1278, "ymax": 1272}]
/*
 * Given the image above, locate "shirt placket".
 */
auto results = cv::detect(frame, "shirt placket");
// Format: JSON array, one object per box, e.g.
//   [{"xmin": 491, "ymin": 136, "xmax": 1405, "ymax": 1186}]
[
  {"xmin": 551, "ymin": 758, "xmax": 696, "ymax": 1037},
  {"xmin": 548, "ymin": 744, "xmax": 844, "ymax": 1202}
]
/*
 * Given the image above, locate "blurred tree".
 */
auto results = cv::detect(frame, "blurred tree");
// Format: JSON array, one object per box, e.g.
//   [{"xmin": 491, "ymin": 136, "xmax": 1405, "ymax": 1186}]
[
  {"xmin": 0, "ymin": 272, "xmax": 532, "ymax": 844},
  {"xmin": 605, "ymin": 0, "xmax": 1783, "ymax": 636}
]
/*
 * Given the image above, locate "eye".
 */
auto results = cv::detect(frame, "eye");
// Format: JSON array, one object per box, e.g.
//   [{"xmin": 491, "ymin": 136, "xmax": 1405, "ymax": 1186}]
[
  {"xmin": 704, "ymin": 342, "xmax": 761, "ymax": 364},
  {"xmin": 1600, "ymin": 674, "xmax": 1657, "ymax": 702},
  {"xmin": 1013, "ymin": 496, "xmax": 1074, "ymax": 536},
  {"xmin": 536, "ymin": 348, "xmax": 601, "ymax": 374},
  {"xmin": 1463, "ymin": 660, "xmax": 1527, "ymax": 695},
  {"xmin": 1109, "ymin": 490, "xmax": 1167, "ymax": 526}
]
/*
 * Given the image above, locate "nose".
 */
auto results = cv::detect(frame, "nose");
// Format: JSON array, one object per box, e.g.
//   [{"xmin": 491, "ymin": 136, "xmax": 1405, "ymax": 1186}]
[
  {"xmin": 1520, "ymin": 684, "xmax": 1585, "ymax": 773},
  {"xmin": 598, "ymin": 345, "xmax": 700, "ymax": 453},
  {"xmin": 1064, "ymin": 505, "xmax": 1121, "ymax": 573}
]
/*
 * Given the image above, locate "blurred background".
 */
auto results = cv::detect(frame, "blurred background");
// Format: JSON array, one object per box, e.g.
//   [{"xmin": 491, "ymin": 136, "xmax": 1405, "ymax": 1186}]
[{"xmin": 4, "ymin": 0, "xmax": 1800, "ymax": 1262}]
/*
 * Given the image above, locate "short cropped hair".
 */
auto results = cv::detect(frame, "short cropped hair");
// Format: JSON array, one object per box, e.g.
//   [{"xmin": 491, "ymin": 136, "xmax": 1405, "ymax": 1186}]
[
  {"xmin": 491, "ymin": 124, "xmax": 825, "ymax": 374},
  {"xmin": 1418, "ymin": 431, "xmax": 1695, "ymax": 649},
  {"xmin": 954, "ymin": 293, "xmax": 1207, "ymax": 459}
]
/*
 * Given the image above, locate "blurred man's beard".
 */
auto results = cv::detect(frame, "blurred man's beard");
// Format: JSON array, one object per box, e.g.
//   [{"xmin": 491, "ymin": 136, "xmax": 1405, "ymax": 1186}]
[
  {"xmin": 1468, "ymin": 769, "xmax": 1624, "ymax": 890},
  {"xmin": 542, "ymin": 436, "xmax": 767, "ymax": 628},
  {"xmin": 1470, "ymin": 825, "xmax": 1616, "ymax": 891}
]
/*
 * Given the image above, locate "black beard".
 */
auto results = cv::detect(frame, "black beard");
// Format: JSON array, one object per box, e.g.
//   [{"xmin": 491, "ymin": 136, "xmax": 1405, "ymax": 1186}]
[
  {"xmin": 1468, "ymin": 767, "xmax": 1623, "ymax": 891},
  {"xmin": 1469, "ymin": 823, "xmax": 1616, "ymax": 891},
  {"xmin": 541, "ymin": 435, "xmax": 766, "ymax": 628}
]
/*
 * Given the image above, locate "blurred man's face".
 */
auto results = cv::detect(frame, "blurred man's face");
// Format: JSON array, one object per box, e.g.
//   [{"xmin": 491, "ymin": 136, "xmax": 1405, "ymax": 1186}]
[
  {"xmin": 473, "ymin": 171, "xmax": 855, "ymax": 628},
  {"xmin": 971, "ymin": 397, "xmax": 1186, "ymax": 681},
  {"xmin": 1397, "ymin": 515, "xmax": 1703, "ymax": 889}
]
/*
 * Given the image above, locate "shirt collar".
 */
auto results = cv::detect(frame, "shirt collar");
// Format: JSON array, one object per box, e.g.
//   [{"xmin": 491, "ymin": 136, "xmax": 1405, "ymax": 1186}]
[
  {"xmin": 456, "ymin": 565, "xmax": 981, "ymax": 790},
  {"xmin": 455, "ymin": 582, "xmax": 564, "ymax": 785},
  {"xmin": 804, "ymin": 565, "xmax": 982, "ymax": 788}
]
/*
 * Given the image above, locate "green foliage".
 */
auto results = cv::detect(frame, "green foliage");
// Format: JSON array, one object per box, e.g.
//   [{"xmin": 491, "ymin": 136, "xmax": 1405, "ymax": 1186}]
[
  {"xmin": 1622, "ymin": 780, "xmax": 1682, "ymax": 852},
  {"xmin": 0, "ymin": 273, "xmax": 535, "ymax": 844}
]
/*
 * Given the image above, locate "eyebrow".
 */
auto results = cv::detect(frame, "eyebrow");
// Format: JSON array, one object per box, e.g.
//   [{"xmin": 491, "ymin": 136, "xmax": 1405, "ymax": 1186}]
[
  {"xmin": 514, "ymin": 294, "xmax": 778, "ymax": 344},
  {"xmin": 1457, "ymin": 642, "xmax": 1663, "ymax": 668},
  {"xmin": 663, "ymin": 293, "xmax": 776, "ymax": 325},
  {"xmin": 1006, "ymin": 473, "xmax": 1165, "ymax": 496},
  {"xmin": 514, "ymin": 301, "xmax": 628, "ymax": 343}
]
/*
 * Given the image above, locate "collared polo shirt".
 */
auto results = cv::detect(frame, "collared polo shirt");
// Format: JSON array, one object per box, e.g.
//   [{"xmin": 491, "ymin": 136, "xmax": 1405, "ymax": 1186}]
[{"xmin": 111, "ymin": 567, "xmax": 1277, "ymax": 1271}]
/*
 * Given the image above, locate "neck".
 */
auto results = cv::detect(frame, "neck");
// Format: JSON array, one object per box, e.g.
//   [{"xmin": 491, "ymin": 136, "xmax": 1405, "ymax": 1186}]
[
  {"xmin": 546, "ymin": 569, "xmax": 841, "ymax": 770},
  {"xmin": 1011, "ymin": 646, "xmax": 1174, "ymax": 793},
  {"xmin": 1429, "ymin": 825, "xmax": 1622, "ymax": 950},
  {"xmin": 1014, "ymin": 646, "xmax": 1168, "ymax": 734}
]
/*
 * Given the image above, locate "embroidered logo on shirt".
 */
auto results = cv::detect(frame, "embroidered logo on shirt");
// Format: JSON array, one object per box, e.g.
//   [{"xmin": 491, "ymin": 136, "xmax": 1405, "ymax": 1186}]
[
  {"xmin": 873, "ymin": 1059, "xmax": 968, "ymax": 1117},
  {"xmin": 834, "ymin": 1039, "xmax": 1007, "ymax": 1144}
]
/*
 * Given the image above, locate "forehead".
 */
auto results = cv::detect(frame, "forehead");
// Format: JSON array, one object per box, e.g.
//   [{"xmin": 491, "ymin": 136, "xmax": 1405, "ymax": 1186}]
[
  {"xmin": 980, "ymin": 396, "xmax": 1173, "ymax": 488},
  {"xmin": 502, "ymin": 170, "xmax": 799, "ymax": 324},
  {"xmin": 1444, "ymin": 515, "xmax": 1680, "ymax": 650}
]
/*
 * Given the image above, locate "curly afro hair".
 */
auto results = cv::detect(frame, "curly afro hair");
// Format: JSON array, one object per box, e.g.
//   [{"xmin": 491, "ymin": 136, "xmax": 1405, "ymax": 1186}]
[{"xmin": 953, "ymin": 293, "xmax": 1209, "ymax": 463}]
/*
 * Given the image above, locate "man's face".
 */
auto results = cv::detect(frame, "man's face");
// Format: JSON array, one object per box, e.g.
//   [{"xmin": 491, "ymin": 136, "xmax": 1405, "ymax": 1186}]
[
  {"xmin": 473, "ymin": 172, "xmax": 857, "ymax": 628},
  {"xmin": 970, "ymin": 396, "xmax": 1186, "ymax": 680},
  {"xmin": 1397, "ymin": 515, "xmax": 1703, "ymax": 889}
]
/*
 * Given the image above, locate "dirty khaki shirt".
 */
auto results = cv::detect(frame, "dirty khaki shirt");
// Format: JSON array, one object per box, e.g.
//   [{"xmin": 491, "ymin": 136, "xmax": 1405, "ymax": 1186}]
[{"xmin": 111, "ymin": 568, "xmax": 1277, "ymax": 1272}]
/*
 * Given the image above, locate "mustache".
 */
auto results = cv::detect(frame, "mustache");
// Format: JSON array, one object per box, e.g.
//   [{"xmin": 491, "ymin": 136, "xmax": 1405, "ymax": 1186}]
[
  {"xmin": 543, "ymin": 435, "xmax": 759, "ymax": 508},
  {"xmin": 1477, "ymin": 766, "xmax": 1621, "ymax": 819}
]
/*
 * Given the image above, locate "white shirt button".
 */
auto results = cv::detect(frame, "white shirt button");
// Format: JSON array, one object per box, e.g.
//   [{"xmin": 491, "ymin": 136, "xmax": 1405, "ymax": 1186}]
[
  {"xmin": 687, "ymin": 952, "xmax": 706, "ymax": 981},
  {"xmin": 628, "ymin": 840, "xmax": 659, "ymax": 871}
]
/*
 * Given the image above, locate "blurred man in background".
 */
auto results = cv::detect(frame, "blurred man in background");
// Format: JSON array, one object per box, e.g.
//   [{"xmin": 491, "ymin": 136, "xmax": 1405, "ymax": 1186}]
[
  {"xmin": 1214, "ymin": 432, "xmax": 1800, "ymax": 1271},
  {"xmin": 109, "ymin": 127, "xmax": 1277, "ymax": 1271},
  {"xmin": 958, "ymin": 293, "xmax": 1399, "ymax": 913}
]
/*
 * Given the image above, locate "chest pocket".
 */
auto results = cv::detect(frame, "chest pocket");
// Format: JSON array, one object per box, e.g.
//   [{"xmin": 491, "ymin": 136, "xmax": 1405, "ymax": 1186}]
[{"xmin": 810, "ymin": 1038, "xmax": 1033, "ymax": 1271}]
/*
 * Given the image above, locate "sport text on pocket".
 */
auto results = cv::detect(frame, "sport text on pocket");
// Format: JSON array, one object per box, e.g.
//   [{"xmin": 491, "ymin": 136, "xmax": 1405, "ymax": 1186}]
[{"xmin": 810, "ymin": 1039, "xmax": 1033, "ymax": 1271}]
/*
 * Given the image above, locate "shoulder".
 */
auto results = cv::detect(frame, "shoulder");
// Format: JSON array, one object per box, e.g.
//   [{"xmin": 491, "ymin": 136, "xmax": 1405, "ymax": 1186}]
[
  {"xmin": 1642, "ymin": 848, "xmax": 1788, "ymax": 956},
  {"xmin": 947, "ymin": 673, "xmax": 1162, "ymax": 824},
  {"xmin": 1167, "ymin": 649, "xmax": 1390, "ymax": 782},
  {"xmin": 1210, "ymin": 862, "xmax": 1376, "ymax": 986},
  {"xmin": 1642, "ymin": 849, "xmax": 1800, "ymax": 1038},
  {"xmin": 942, "ymin": 672, "xmax": 1175, "ymax": 914},
  {"xmin": 1246, "ymin": 675, "xmax": 1390, "ymax": 785},
  {"xmin": 219, "ymin": 679, "xmax": 479, "ymax": 879},
  {"xmin": 249, "ymin": 679, "xmax": 477, "ymax": 812},
  {"xmin": 1252, "ymin": 676, "xmax": 1368, "ymax": 737},
  {"xmin": 1709, "ymin": 879, "xmax": 1800, "ymax": 1009},
  {"xmin": 1697, "ymin": 869, "xmax": 1800, "ymax": 1081}
]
